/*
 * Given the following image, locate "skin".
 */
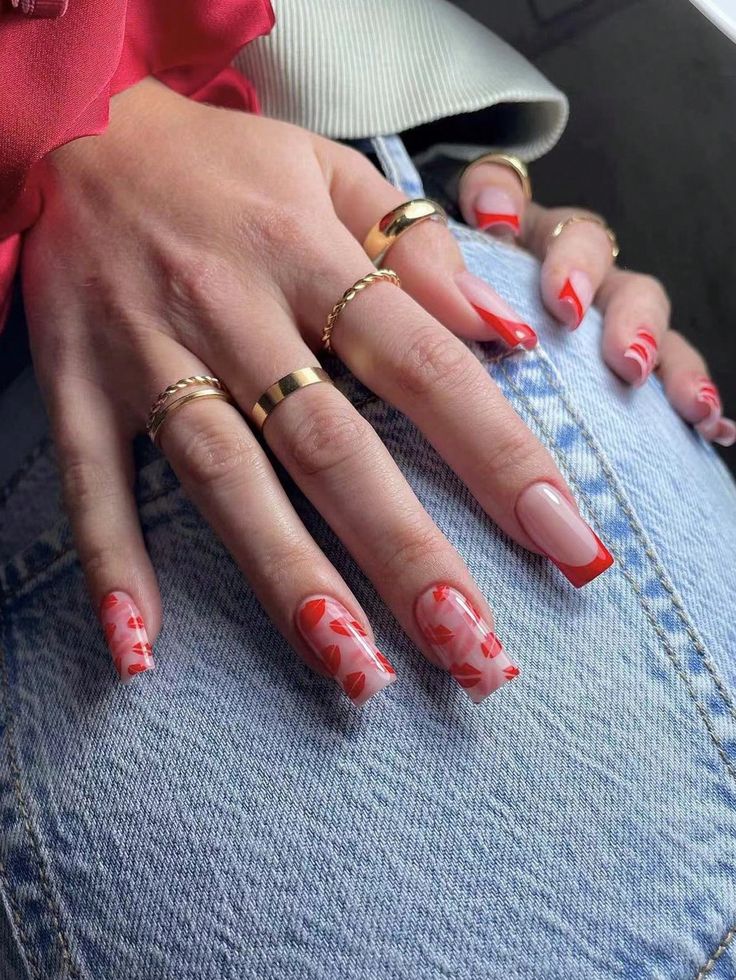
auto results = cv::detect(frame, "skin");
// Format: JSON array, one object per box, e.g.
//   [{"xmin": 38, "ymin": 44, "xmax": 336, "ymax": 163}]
[
  {"xmin": 458, "ymin": 160, "xmax": 736, "ymax": 446},
  {"xmin": 21, "ymin": 77, "xmax": 727, "ymax": 685}
]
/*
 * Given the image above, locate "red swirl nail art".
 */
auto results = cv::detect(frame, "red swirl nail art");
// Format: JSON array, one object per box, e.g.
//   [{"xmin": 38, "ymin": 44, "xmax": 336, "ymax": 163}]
[
  {"xmin": 623, "ymin": 327, "xmax": 658, "ymax": 386},
  {"xmin": 415, "ymin": 584, "xmax": 518, "ymax": 703},
  {"xmin": 99, "ymin": 591, "xmax": 154, "ymax": 683},
  {"xmin": 297, "ymin": 596, "xmax": 396, "ymax": 707}
]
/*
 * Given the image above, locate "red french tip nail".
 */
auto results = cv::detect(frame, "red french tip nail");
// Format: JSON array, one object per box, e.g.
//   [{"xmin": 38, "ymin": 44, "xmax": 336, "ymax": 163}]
[
  {"xmin": 470, "ymin": 303, "xmax": 538, "ymax": 349},
  {"xmin": 549, "ymin": 534, "xmax": 615, "ymax": 589},
  {"xmin": 474, "ymin": 210, "xmax": 521, "ymax": 234}
]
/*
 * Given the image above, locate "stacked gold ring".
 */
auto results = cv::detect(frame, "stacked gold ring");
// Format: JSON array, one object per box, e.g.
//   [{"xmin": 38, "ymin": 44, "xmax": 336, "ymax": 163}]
[{"xmin": 146, "ymin": 375, "xmax": 232, "ymax": 445}]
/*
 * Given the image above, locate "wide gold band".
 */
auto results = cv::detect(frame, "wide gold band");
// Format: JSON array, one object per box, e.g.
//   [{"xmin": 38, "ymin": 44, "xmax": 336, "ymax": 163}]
[
  {"xmin": 460, "ymin": 153, "xmax": 532, "ymax": 200},
  {"xmin": 549, "ymin": 214, "xmax": 620, "ymax": 260},
  {"xmin": 322, "ymin": 269, "xmax": 401, "ymax": 352},
  {"xmin": 251, "ymin": 367, "xmax": 333, "ymax": 430},
  {"xmin": 363, "ymin": 199, "xmax": 448, "ymax": 267},
  {"xmin": 147, "ymin": 386, "xmax": 232, "ymax": 445}
]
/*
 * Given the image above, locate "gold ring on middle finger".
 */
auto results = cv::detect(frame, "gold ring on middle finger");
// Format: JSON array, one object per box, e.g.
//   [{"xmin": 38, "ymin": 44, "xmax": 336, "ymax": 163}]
[{"xmin": 549, "ymin": 214, "xmax": 620, "ymax": 261}]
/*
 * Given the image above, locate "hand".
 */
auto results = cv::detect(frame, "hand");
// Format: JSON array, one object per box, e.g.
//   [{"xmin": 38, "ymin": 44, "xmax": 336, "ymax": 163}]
[
  {"xmin": 22, "ymin": 78, "xmax": 612, "ymax": 704},
  {"xmin": 457, "ymin": 160, "xmax": 736, "ymax": 447}
]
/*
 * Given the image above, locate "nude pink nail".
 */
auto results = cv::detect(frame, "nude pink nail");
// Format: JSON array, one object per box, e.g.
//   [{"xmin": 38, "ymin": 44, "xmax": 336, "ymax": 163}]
[
  {"xmin": 455, "ymin": 271, "xmax": 537, "ymax": 349},
  {"xmin": 515, "ymin": 483, "xmax": 613, "ymax": 588},
  {"xmin": 558, "ymin": 270, "xmax": 594, "ymax": 329},
  {"xmin": 472, "ymin": 187, "xmax": 521, "ymax": 237},
  {"xmin": 693, "ymin": 377, "xmax": 736, "ymax": 445},
  {"xmin": 415, "ymin": 584, "xmax": 518, "ymax": 703},
  {"xmin": 623, "ymin": 327, "xmax": 658, "ymax": 386},
  {"xmin": 100, "ymin": 591, "xmax": 154, "ymax": 683},
  {"xmin": 296, "ymin": 596, "xmax": 396, "ymax": 706}
]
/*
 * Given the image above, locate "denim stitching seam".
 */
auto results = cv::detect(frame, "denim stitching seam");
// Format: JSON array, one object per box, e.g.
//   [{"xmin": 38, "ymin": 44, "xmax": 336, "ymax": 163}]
[
  {"xmin": 0, "ymin": 858, "xmax": 41, "ymax": 979},
  {"xmin": 696, "ymin": 923, "xmax": 736, "ymax": 978},
  {"xmin": 531, "ymin": 353, "xmax": 736, "ymax": 721},
  {"xmin": 496, "ymin": 358, "xmax": 736, "ymax": 779},
  {"xmin": 0, "ymin": 645, "xmax": 81, "ymax": 979}
]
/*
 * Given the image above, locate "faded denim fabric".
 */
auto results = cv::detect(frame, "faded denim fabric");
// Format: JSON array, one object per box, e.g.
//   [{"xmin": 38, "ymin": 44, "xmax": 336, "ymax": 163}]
[{"xmin": 0, "ymin": 136, "xmax": 735, "ymax": 979}]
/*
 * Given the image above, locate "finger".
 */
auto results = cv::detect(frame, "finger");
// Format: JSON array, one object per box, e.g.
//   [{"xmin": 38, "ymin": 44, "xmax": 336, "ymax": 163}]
[
  {"xmin": 595, "ymin": 268, "xmax": 669, "ymax": 387},
  {"xmin": 150, "ymin": 351, "xmax": 397, "ymax": 708},
  {"xmin": 50, "ymin": 381, "xmax": 159, "ymax": 683},
  {"xmin": 657, "ymin": 331, "xmax": 736, "ymax": 446},
  {"xmin": 324, "ymin": 142, "xmax": 538, "ymax": 349},
  {"xmin": 524, "ymin": 204, "xmax": 617, "ymax": 329},
  {"xmin": 291, "ymin": 232, "xmax": 614, "ymax": 590},
  {"xmin": 181, "ymin": 287, "xmax": 520, "ymax": 703},
  {"xmin": 457, "ymin": 160, "xmax": 528, "ymax": 241}
]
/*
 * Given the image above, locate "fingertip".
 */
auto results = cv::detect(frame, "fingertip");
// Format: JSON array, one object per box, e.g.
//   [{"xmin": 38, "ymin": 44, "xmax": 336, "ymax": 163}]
[{"xmin": 472, "ymin": 187, "xmax": 522, "ymax": 239}]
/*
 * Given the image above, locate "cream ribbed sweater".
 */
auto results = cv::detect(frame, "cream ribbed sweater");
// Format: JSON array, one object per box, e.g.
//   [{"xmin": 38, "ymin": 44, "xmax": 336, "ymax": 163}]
[{"xmin": 235, "ymin": 0, "xmax": 569, "ymax": 161}]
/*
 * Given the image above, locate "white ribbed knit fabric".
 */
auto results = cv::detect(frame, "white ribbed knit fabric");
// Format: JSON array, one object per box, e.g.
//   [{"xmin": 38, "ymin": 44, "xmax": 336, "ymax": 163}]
[{"xmin": 235, "ymin": 0, "xmax": 569, "ymax": 161}]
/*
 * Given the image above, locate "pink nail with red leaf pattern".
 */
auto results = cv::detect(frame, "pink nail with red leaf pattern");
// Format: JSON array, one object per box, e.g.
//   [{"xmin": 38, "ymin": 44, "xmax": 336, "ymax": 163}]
[
  {"xmin": 296, "ymin": 596, "xmax": 396, "ymax": 706},
  {"xmin": 415, "ymin": 584, "xmax": 518, "ymax": 703},
  {"xmin": 100, "ymin": 591, "xmax": 154, "ymax": 683}
]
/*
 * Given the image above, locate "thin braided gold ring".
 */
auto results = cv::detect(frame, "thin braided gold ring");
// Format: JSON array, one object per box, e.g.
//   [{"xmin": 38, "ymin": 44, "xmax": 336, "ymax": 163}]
[
  {"xmin": 148, "ymin": 375, "xmax": 225, "ymax": 420},
  {"xmin": 322, "ymin": 269, "xmax": 401, "ymax": 352},
  {"xmin": 549, "ymin": 214, "xmax": 620, "ymax": 260}
]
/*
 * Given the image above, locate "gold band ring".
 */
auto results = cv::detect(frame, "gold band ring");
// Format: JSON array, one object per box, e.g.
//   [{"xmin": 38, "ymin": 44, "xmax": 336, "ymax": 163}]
[
  {"xmin": 147, "ymin": 386, "xmax": 232, "ymax": 445},
  {"xmin": 322, "ymin": 269, "xmax": 401, "ymax": 352},
  {"xmin": 460, "ymin": 153, "xmax": 532, "ymax": 200},
  {"xmin": 251, "ymin": 367, "xmax": 334, "ymax": 431},
  {"xmin": 363, "ymin": 199, "xmax": 448, "ymax": 267},
  {"xmin": 549, "ymin": 214, "xmax": 620, "ymax": 260},
  {"xmin": 147, "ymin": 375, "xmax": 225, "ymax": 420}
]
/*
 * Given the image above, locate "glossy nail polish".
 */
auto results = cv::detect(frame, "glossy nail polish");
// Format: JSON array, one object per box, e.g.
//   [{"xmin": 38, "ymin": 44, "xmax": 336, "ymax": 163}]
[
  {"xmin": 623, "ymin": 327, "xmax": 658, "ymax": 386},
  {"xmin": 516, "ymin": 483, "xmax": 613, "ymax": 588},
  {"xmin": 415, "ymin": 584, "xmax": 518, "ymax": 703},
  {"xmin": 296, "ymin": 596, "xmax": 396, "ymax": 706},
  {"xmin": 473, "ymin": 187, "xmax": 521, "ymax": 237},
  {"xmin": 455, "ymin": 271, "xmax": 538, "ymax": 349},
  {"xmin": 693, "ymin": 377, "xmax": 736, "ymax": 446},
  {"xmin": 100, "ymin": 591, "xmax": 154, "ymax": 682},
  {"xmin": 558, "ymin": 270, "xmax": 594, "ymax": 329}
]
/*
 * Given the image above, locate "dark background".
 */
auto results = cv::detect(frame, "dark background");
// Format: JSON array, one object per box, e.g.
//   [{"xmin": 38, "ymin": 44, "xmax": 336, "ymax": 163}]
[{"xmin": 456, "ymin": 0, "xmax": 736, "ymax": 469}]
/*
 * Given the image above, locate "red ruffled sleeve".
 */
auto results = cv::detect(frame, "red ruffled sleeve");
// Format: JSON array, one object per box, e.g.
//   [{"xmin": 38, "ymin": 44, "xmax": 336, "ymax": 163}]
[{"xmin": 0, "ymin": 0, "xmax": 275, "ymax": 323}]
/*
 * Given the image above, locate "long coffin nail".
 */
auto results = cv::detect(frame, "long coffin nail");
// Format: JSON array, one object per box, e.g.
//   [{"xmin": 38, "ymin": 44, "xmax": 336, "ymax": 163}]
[
  {"xmin": 415, "ymin": 584, "xmax": 518, "ymax": 703},
  {"xmin": 558, "ymin": 270, "xmax": 594, "ymax": 329},
  {"xmin": 472, "ymin": 187, "xmax": 521, "ymax": 237},
  {"xmin": 623, "ymin": 327, "xmax": 658, "ymax": 386},
  {"xmin": 296, "ymin": 596, "xmax": 396, "ymax": 706},
  {"xmin": 694, "ymin": 377, "xmax": 736, "ymax": 446},
  {"xmin": 516, "ymin": 483, "xmax": 613, "ymax": 587},
  {"xmin": 455, "ymin": 270, "xmax": 537, "ymax": 349},
  {"xmin": 100, "ymin": 591, "xmax": 154, "ymax": 683}
]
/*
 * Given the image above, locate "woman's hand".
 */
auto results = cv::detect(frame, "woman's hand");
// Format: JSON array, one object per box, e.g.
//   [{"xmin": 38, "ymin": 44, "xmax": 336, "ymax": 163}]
[
  {"xmin": 457, "ymin": 159, "xmax": 736, "ymax": 447},
  {"xmin": 23, "ymin": 78, "xmax": 612, "ymax": 704}
]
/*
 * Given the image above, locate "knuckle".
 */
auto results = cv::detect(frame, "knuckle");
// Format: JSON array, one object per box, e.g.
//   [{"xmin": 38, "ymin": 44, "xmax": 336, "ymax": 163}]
[
  {"xmin": 79, "ymin": 541, "xmax": 120, "ymax": 585},
  {"xmin": 484, "ymin": 424, "xmax": 537, "ymax": 478},
  {"xmin": 61, "ymin": 456, "xmax": 122, "ymax": 512},
  {"xmin": 284, "ymin": 403, "xmax": 375, "ymax": 478},
  {"xmin": 633, "ymin": 272, "xmax": 670, "ymax": 312},
  {"xmin": 395, "ymin": 327, "xmax": 471, "ymax": 397},
  {"xmin": 177, "ymin": 421, "xmax": 261, "ymax": 490},
  {"xmin": 380, "ymin": 521, "xmax": 444, "ymax": 579}
]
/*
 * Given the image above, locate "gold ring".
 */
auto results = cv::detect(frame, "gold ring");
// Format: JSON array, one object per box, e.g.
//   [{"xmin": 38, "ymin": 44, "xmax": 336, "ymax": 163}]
[
  {"xmin": 549, "ymin": 214, "xmax": 619, "ymax": 260},
  {"xmin": 322, "ymin": 269, "xmax": 401, "ymax": 352},
  {"xmin": 147, "ymin": 386, "xmax": 232, "ymax": 445},
  {"xmin": 460, "ymin": 153, "xmax": 532, "ymax": 200},
  {"xmin": 147, "ymin": 375, "xmax": 225, "ymax": 420},
  {"xmin": 363, "ymin": 199, "xmax": 447, "ymax": 267},
  {"xmin": 251, "ymin": 367, "xmax": 334, "ymax": 431}
]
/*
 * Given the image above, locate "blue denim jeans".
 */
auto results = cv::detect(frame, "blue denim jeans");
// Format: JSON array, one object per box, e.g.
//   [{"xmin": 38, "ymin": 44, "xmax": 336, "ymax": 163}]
[{"xmin": 1, "ymin": 136, "xmax": 736, "ymax": 980}]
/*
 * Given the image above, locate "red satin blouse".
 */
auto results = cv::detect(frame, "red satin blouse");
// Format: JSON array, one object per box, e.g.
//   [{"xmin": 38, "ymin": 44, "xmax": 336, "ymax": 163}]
[{"xmin": 0, "ymin": 0, "xmax": 275, "ymax": 323}]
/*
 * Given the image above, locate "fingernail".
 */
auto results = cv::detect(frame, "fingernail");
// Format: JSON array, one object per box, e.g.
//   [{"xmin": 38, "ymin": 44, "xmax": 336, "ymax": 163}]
[
  {"xmin": 100, "ymin": 591, "xmax": 154, "ymax": 683},
  {"xmin": 296, "ymin": 596, "xmax": 396, "ymax": 706},
  {"xmin": 558, "ymin": 270, "xmax": 594, "ymax": 329},
  {"xmin": 515, "ymin": 483, "xmax": 613, "ymax": 588},
  {"xmin": 714, "ymin": 418, "xmax": 736, "ymax": 448},
  {"xmin": 694, "ymin": 376, "xmax": 723, "ymax": 441},
  {"xmin": 472, "ymin": 187, "xmax": 521, "ymax": 237},
  {"xmin": 455, "ymin": 270, "xmax": 538, "ymax": 349},
  {"xmin": 415, "ymin": 583, "xmax": 518, "ymax": 703},
  {"xmin": 623, "ymin": 327, "xmax": 658, "ymax": 386}
]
